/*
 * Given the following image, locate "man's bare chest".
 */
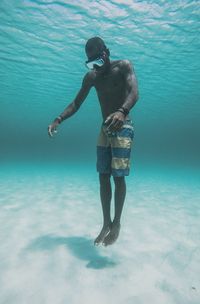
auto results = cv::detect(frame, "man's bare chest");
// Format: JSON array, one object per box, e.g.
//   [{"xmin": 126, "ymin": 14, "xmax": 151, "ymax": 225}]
[{"xmin": 94, "ymin": 68, "xmax": 125, "ymax": 93}]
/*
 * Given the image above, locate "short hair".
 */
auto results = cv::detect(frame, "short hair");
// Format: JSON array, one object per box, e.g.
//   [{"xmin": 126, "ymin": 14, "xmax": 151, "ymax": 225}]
[{"xmin": 85, "ymin": 37, "xmax": 110, "ymax": 56}]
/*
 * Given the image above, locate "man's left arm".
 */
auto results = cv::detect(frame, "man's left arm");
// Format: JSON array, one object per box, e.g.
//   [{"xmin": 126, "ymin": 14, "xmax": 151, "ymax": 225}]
[
  {"xmin": 105, "ymin": 60, "xmax": 139, "ymax": 131},
  {"xmin": 120, "ymin": 59, "xmax": 139, "ymax": 112}
]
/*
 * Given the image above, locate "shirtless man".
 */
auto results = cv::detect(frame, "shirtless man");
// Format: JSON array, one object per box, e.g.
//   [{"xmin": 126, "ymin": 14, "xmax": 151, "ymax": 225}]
[{"xmin": 48, "ymin": 37, "xmax": 139, "ymax": 246}]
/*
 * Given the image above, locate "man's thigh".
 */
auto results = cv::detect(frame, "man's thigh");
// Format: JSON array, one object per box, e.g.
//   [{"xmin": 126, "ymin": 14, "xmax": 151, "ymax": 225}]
[{"xmin": 110, "ymin": 120, "xmax": 134, "ymax": 177}]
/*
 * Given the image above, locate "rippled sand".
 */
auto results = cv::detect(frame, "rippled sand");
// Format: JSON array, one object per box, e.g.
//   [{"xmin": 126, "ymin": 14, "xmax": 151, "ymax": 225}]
[{"xmin": 0, "ymin": 164, "xmax": 199, "ymax": 304}]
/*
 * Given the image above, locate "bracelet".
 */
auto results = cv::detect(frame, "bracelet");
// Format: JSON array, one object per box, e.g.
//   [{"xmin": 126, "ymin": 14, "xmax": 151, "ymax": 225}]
[
  {"xmin": 121, "ymin": 107, "xmax": 129, "ymax": 115},
  {"xmin": 117, "ymin": 107, "xmax": 129, "ymax": 116},
  {"xmin": 117, "ymin": 109, "xmax": 126, "ymax": 116},
  {"xmin": 54, "ymin": 115, "xmax": 63, "ymax": 124}
]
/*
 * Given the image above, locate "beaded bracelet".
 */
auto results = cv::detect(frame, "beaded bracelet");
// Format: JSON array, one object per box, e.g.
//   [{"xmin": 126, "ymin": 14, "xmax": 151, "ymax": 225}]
[
  {"xmin": 117, "ymin": 107, "xmax": 129, "ymax": 116},
  {"xmin": 117, "ymin": 109, "xmax": 126, "ymax": 115},
  {"xmin": 54, "ymin": 115, "xmax": 63, "ymax": 124}
]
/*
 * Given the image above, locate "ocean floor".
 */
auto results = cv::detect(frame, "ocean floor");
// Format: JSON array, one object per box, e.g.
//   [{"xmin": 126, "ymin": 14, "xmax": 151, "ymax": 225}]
[{"xmin": 0, "ymin": 163, "xmax": 199, "ymax": 304}]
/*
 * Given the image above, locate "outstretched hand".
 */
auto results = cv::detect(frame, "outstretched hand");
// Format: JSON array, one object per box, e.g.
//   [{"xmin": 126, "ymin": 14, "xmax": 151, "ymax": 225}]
[
  {"xmin": 48, "ymin": 121, "xmax": 59, "ymax": 138},
  {"xmin": 104, "ymin": 111, "xmax": 125, "ymax": 132}
]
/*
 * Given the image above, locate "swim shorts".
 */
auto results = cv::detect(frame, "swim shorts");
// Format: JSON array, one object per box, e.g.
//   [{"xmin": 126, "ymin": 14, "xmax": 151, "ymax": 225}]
[{"xmin": 96, "ymin": 119, "xmax": 134, "ymax": 177}]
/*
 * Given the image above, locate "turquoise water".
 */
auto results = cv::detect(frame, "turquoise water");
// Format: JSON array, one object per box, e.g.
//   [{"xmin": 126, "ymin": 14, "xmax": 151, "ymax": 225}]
[
  {"xmin": 0, "ymin": 0, "xmax": 200, "ymax": 167},
  {"xmin": 0, "ymin": 1, "xmax": 200, "ymax": 303}
]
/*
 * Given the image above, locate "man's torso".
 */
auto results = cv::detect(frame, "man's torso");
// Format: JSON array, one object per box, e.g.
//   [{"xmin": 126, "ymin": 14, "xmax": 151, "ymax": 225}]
[{"xmin": 89, "ymin": 60, "xmax": 129, "ymax": 120}]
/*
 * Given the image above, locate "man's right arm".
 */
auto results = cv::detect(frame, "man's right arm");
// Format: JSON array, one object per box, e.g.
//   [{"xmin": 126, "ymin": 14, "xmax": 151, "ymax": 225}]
[
  {"xmin": 59, "ymin": 71, "xmax": 94, "ymax": 121},
  {"xmin": 48, "ymin": 72, "xmax": 94, "ymax": 137}
]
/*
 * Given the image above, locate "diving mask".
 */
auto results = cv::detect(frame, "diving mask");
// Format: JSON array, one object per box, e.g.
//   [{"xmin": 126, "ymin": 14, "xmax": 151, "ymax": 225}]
[{"xmin": 85, "ymin": 56, "xmax": 105, "ymax": 70}]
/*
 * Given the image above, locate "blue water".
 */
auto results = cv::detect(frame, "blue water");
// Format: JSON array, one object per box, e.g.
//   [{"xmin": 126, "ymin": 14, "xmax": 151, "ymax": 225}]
[
  {"xmin": 1, "ymin": 0, "xmax": 200, "ymax": 167},
  {"xmin": 0, "ymin": 1, "xmax": 200, "ymax": 303}
]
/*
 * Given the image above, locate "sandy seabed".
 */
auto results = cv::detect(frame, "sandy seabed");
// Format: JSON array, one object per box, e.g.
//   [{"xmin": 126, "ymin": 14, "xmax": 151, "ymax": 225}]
[{"xmin": 0, "ymin": 164, "xmax": 199, "ymax": 304}]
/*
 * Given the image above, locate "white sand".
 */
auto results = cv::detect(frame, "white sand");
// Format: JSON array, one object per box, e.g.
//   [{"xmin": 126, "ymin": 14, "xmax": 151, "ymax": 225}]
[{"xmin": 0, "ymin": 164, "xmax": 199, "ymax": 304}]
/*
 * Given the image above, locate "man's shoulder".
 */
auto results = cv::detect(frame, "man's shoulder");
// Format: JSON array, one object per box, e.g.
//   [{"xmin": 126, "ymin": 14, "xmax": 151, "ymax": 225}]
[
  {"xmin": 111, "ymin": 59, "xmax": 134, "ymax": 73},
  {"xmin": 82, "ymin": 70, "xmax": 96, "ymax": 87},
  {"xmin": 112, "ymin": 59, "xmax": 132, "ymax": 67}
]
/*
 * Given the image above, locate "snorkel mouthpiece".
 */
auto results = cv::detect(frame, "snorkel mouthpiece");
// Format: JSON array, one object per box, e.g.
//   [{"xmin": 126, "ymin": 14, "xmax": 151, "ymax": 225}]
[{"xmin": 85, "ymin": 57, "xmax": 105, "ymax": 70}]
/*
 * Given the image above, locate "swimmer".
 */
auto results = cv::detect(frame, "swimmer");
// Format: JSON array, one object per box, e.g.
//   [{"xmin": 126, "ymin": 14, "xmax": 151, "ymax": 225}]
[{"xmin": 48, "ymin": 37, "xmax": 139, "ymax": 246}]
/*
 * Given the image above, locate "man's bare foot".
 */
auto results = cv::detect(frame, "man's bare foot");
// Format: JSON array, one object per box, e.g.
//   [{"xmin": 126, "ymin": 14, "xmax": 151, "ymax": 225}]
[
  {"xmin": 102, "ymin": 222, "xmax": 121, "ymax": 246},
  {"xmin": 94, "ymin": 224, "xmax": 111, "ymax": 246}
]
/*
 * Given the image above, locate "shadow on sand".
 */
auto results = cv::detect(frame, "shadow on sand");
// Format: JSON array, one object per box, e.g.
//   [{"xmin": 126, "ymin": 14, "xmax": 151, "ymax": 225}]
[{"xmin": 25, "ymin": 235, "xmax": 117, "ymax": 269}]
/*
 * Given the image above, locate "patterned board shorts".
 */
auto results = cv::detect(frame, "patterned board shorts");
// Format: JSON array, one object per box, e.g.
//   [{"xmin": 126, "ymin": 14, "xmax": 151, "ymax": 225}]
[{"xmin": 96, "ymin": 119, "xmax": 134, "ymax": 177}]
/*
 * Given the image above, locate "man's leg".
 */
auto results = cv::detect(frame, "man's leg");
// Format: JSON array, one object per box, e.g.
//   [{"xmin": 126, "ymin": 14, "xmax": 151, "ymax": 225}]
[
  {"xmin": 103, "ymin": 176, "xmax": 126, "ymax": 246},
  {"xmin": 94, "ymin": 173, "xmax": 112, "ymax": 245},
  {"xmin": 113, "ymin": 176, "xmax": 126, "ymax": 224}
]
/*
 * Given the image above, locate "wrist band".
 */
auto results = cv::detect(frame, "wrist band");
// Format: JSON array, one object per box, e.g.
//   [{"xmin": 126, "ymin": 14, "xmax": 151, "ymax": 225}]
[
  {"xmin": 117, "ymin": 107, "xmax": 129, "ymax": 116},
  {"xmin": 121, "ymin": 107, "xmax": 129, "ymax": 115},
  {"xmin": 54, "ymin": 115, "xmax": 63, "ymax": 124},
  {"xmin": 117, "ymin": 109, "xmax": 126, "ymax": 115}
]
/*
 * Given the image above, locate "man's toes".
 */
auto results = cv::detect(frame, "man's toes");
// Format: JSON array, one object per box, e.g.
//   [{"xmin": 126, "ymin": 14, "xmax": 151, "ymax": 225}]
[
  {"xmin": 94, "ymin": 226, "xmax": 111, "ymax": 246},
  {"xmin": 102, "ymin": 224, "xmax": 121, "ymax": 246},
  {"xmin": 94, "ymin": 238, "xmax": 101, "ymax": 246}
]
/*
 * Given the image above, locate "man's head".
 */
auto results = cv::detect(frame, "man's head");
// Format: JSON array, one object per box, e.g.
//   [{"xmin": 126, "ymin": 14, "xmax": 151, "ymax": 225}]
[
  {"xmin": 85, "ymin": 37, "xmax": 109, "ymax": 58},
  {"xmin": 85, "ymin": 37, "xmax": 110, "ymax": 72}
]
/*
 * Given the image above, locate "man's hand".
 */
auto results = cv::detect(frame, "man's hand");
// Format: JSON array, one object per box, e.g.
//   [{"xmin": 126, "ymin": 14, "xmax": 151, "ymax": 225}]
[
  {"xmin": 48, "ymin": 120, "xmax": 59, "ymax": 138},
  {"xmin": 104, "ymin": 111, "xmax": 125, "ymax": 132}
]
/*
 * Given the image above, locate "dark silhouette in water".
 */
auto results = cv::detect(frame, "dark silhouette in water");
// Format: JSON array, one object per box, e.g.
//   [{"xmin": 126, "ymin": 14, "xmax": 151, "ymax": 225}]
[{"xmin": 26, "ymin": 234, "xmax": 117, "ymax": 269}]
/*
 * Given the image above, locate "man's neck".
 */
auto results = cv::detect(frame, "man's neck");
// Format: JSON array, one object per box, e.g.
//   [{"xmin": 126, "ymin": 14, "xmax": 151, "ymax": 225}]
[{"xmin": 102, "ymin": 60, "xmax": 111, "ymax": 76}]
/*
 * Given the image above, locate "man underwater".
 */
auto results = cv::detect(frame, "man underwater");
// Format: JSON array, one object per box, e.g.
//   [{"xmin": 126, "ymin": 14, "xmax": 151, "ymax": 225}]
[{"xmin": 48, "ymin": 37, "xmax": 139, "ymax": 246}]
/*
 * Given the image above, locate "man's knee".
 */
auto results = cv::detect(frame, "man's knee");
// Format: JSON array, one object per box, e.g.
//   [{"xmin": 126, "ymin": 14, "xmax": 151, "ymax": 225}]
[
  {"xmin": 99, "ymin": 173, "xmax": 111, "ymax": 185},
  {"xmin": 113, "ymin": 176, "xmax": 125, "ymax": 186}
]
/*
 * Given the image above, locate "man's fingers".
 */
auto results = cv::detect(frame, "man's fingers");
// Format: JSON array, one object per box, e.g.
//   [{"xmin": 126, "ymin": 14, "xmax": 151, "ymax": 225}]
[
  {"xmin": 48, "ymin": 125, "xmax": 53, "ymax": 137},
  {"xmin": 112, "ymin": 122, "xmax": 121, "ymax": 131},
  {"xmin": 104, "ymin": 117, "xmax": 112, "ymax": 124},
  {"xmin": 107, "ymin": 118, "xmax": 117, "ymax": 130},
  {"xmin": 105, "ymin": 113, "xmax": 124, "ymax": 131},
  {"xmin": 113, "ymin": 119, "xmax": 121, "ymax": 128},
  {"xmin": 105, "ymin": 113, "xmax": 114, "ymax": 124},
  {"xmin": 108, "ymin": 119, "xmax": 123, "ymax": 131}
]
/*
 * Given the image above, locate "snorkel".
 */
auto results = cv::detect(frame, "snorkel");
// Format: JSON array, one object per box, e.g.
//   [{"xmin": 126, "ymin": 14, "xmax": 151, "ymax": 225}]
[{"xmin": 85, "ymin": 54, "xmax": 105, "ymax": 70}]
